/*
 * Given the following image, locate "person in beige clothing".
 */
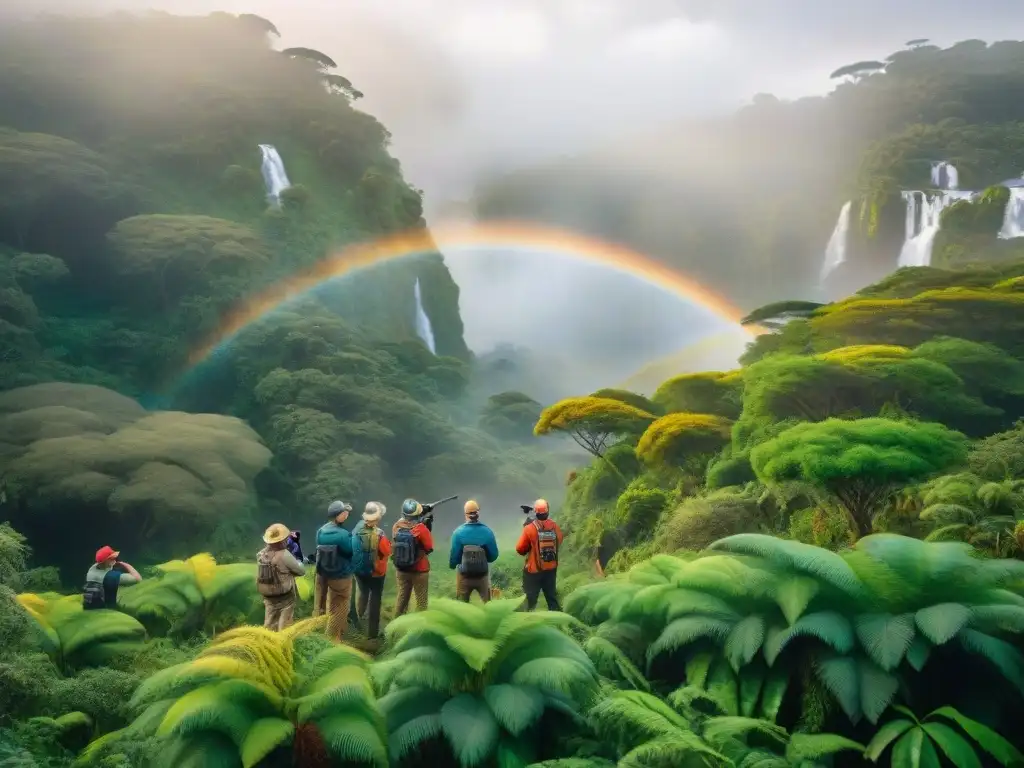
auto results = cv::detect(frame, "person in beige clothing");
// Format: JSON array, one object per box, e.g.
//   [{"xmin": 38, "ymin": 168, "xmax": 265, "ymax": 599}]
[{"xmin": 257, "ymin": 523, "xmax": 306, "ymax": 630}]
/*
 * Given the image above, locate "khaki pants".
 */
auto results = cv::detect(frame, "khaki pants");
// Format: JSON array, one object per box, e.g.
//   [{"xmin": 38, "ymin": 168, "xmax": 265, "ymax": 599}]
[
  {"xmin": 263, "ymin": 592, "xmax": 296, "ymax": 631},
  {"xmin": 456, "ymin": 571, "xmax": 490, "ymax": 603},
  {"xmin": 320, "ymin": 576, "xmax": 353, "ymax": 642},
  {"xmin": 394, "ymin": 570, "xmax": 429, "ymax": 616}
]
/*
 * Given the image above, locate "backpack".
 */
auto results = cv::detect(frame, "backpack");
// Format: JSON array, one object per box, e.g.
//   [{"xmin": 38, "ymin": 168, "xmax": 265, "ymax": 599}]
[
  {"xmin": 460, "ymin": 544, "xmax": 488, "ymax": 577},
  {"xmin": 534, "ymin": 521, "xmax": 559, "ymax": 571},
  {"xmin": 353, "ymin": 526, "xmax": 381, "ymax": 576},
  {"xmin": 82, "ymin": 579, "xmax": 106, "ymax": 610},
  {"xmin": 256, "ymin": 549, "xmax": 289, "ymax": 597},
  {"xmin": 392, "ymin": 525, "xmax": 419, "ymax": 571},
  {"xmin": 316, "ymin": 544, "xmax": 341, "ymax": 574}
]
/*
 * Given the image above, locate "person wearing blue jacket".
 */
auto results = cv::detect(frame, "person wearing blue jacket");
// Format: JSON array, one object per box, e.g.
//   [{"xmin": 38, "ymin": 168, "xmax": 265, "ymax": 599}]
[
  {"xmin": 449, "ymin": 500, "xmax": 499, "ymax": 602},
  {"xmin": 315, "ymin": 500, "xmax": 355, "ymax": 641}
]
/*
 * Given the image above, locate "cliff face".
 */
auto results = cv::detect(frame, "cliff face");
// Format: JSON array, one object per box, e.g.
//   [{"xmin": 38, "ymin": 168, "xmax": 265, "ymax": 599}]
[{"xmin": 0, "ymin": 10, "xmax": 468, "ymax": 399}]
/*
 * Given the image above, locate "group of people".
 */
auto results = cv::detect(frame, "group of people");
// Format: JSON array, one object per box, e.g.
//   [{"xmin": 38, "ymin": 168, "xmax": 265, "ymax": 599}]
[
  {"xmin": 81, "ymin": 496, "xmax": 564, "ymax": 645},
  {"xmin": 256, "ymin": 496, "xmax": 564, "ymax": 640}
]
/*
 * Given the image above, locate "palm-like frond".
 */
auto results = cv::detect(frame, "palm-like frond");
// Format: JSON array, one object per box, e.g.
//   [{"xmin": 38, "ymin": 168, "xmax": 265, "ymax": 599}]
[
  {"xmin": 118, "ymin": 554, "xmax": 258, "ymax": 637},
  {"xmin": 377, "ymin": 598, "xmax": 600, "ymax": 767},
  {"xmin": 15, "ymin": 591, "xmax": 146, "ymax": 671},
  {"xmin": 80, "ymin": 617, "xmax": 385, "ymax": 768},
  {"xmin": 565, "ymin": 533, "xmax": 1024, "ymax": 727}
]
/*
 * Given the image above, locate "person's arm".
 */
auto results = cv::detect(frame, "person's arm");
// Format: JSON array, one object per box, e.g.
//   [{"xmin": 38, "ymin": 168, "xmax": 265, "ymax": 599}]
[
  {"xmin": 117, "ymin": 561, "xmax": 142, "ymax": 584},
  {"xmin": 449, "ymin": 530, "xmax": 461, "ymax": 570},
  {"xmin": 485, "ymin": 530, "xmax": 499, "ymax": 562},
  {"xmin": 555, "ymin": 523, "xmax": 564, "ymax": 547},
  {"xmin": 280, "ymin": 550, "xmax": 306, "ymax": 576},
  {"xmin": 416, "ymin": 524, "xmax": 434, "ymax": 554},
  {"xmin": 515, "ymin": 527, "xmax": 532, "ymax": 556},
  {"xmin": 379, "ymin": 535, "xmax": 392, "ymax": 558}
]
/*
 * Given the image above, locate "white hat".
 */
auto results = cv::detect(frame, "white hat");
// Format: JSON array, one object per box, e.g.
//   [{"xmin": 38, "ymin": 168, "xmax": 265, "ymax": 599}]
[{"xmin": 363, "ymin": 501, "xmax": 386, "ymax": 523}]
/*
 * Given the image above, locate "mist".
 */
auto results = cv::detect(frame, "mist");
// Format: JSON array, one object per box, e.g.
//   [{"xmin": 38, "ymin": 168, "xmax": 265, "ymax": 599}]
[{"xmin": 4, "ymin": 0, "xmax": 1021, "ymax": 395}]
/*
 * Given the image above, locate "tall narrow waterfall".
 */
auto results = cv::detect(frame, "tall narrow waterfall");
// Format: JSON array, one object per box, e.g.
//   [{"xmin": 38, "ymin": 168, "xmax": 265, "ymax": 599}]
[
  {"xmin": 819, "ymin": 201, "xmax": 852, "ymax": 283},
  {"xmin": 931, "ymin": 161, "xmax": 959, "ymax": 190},
  {"xmin": 1000, "ymin": 178, "xmax": 1024, "ymax": 240},
  {"xmin": 414, "ymin": 279, "xmax": 436, "ymax": 355},
  {"xmin": 258, "ymin": 144, "xmax": 291, "ymax": 205},
  {"xmin": 898, "ymin": 189, "xmax": 974, "ymax": 268}
]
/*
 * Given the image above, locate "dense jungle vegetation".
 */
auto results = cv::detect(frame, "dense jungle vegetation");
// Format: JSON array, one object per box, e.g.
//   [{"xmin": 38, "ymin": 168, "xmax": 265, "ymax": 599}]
[
  {"xmin": 475, "ymin": 38, "xmax": 1024, "ymax": 304},
  {"xmin": 4, "ymin": 11, "xmax": 1024, "ymax": 768}
]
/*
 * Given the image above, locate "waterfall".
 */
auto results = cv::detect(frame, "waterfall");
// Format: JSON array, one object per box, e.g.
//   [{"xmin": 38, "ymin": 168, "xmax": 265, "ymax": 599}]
[
  {"xmin": 999, "ymin": 178, "xmax": 1024, "ymax": 239},
  {"xmin": 413, "ymin": 279, "xmax": 436, "ymax": 355},
  {"xmin": 258, "ymin": 144, "xmax": 291, "ymax": 205},
  {"xmin": 897, "ymin": 189, "xmax": 974, "ymax": 268},
  {"xmin": 931, "ymin": 161, "xmax": 959, "ymax": 190},
  {"xmin": 819, "ymin": 201, "xmax": 852, "ymax": 283}
]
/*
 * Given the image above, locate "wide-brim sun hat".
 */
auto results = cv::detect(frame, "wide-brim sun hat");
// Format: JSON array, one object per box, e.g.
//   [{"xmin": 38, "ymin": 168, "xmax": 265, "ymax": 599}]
[
  {"xmin": 263, "ymin": 523, "xmax": 290, "ymax": 544},
  {"xmin": 363, "ymin": 501, "xmax": 386, "ymax": 523}
]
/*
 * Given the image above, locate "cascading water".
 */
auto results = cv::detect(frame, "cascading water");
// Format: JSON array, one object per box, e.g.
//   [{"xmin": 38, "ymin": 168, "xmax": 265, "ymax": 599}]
[
  {"xmin": 258, "ymin": 144, "xmax": 291, "ymax": 205},
  {"xmin": 931, "ymin": 161, "xmax": 959, "ymax": 191},
  {"xmin": 413, "ymin": 279, "xmax": 437, "ymax": 355},
  {"xmin": 999, "ymin": 177, "xmax": 1024, "ymax": 239},
  {"xmin": 819, "ymin": 201, "xmax": 852, "ymax": 283},
  {"xmin": 897, "ymin": 190, "xmax": 974, "ymax": 268}
]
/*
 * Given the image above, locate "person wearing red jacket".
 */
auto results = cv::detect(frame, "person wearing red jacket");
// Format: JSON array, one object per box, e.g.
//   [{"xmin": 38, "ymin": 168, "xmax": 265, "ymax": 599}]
[
  {"xmin": 515, "ymin": 499, "xmax": 564, "ymax": 611},
  {"xmin": 391, "ymin": 498, "xmax": 435, "ymax": 616}
]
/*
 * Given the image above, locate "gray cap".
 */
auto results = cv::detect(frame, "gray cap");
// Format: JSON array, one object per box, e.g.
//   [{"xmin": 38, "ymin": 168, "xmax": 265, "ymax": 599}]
[{"xmin": 327, "ymin": 500, "xmax": 352, "ymax": 518}]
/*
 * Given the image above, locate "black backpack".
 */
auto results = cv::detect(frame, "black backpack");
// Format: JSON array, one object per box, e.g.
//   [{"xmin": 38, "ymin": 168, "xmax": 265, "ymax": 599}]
[
  {"xmin": 316, "ymin": 544, "xmax": 341, "ymax": 574},
  {"xmin": 82, "ymin": 579, "xmax": 106, "ymax": 610},
  {"xmin": 460, "ymin": 544, "xmax": 488, "ymax": 577},
  {"xmin": 392, "ymin": 526, "xmax": 419, "ymax": 571}
]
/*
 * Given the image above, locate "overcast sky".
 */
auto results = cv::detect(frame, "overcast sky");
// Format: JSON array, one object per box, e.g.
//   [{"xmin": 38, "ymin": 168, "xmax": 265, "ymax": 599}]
[{"xmin": 8, "ymin": 0, "xmax": 1022, "ymax": 381}]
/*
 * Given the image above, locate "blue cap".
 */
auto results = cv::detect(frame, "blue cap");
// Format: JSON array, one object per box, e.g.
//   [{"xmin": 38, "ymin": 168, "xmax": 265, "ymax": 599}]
[
  {"xmin": 327, "ymin": 500, "xmax": 352, "ymax": 518},
  {"xmin": 402, "ymin": 498, "xmax": 423, "ymax": 517}
]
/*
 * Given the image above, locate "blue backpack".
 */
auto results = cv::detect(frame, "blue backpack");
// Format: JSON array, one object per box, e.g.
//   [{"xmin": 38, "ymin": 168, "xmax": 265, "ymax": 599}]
[{"xmin": 392, "ymin": 525, "xmax": 419, "ymax": 571}]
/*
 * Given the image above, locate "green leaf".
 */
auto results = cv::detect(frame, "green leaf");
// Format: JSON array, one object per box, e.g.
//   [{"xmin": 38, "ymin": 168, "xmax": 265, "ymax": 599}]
[
  {"xmin": 855, "ymin": 613, "xmax": 915, "ymax": 671},
  {"xmin": 921, "ymin": 722, "xmax": 982, "ymax": 768},
  {"xmin": 866, "ymin": 719, "xmax": 914, "ymax": 761},
  {"xmin": 786, "ymin": 732, "xmax": 865, "ymax": 761},
  {"xmin": 315, "ymin": 711, "xmax": 388, "ymax": 768},
  {"xmin": 441, "ymin": 693, "xmax": 501, "ymax": 767},
  {"xmin": 756, "ymin": 665, "xmax": 789, "ymax": 723},
  {"xmin": 772, "ymin": 575, "xmax": 820, "ymax": 624},
  {"xmin": 914, "ymin": 603, "xmax": 971, "ymax": 644},
  {"xmin": 725, "ymin": 615, "xmax": 766, "ymax": 671},
  {"xmin": 932, "ymin": 706, "xmax": 1024, "ymax": 766},
  {"xmin": 891, "ymin": 728, "xmax": 926, "ymax": 768},
  {"xmin": 240, "ymin": 717, "xmax": 294, "ymax": 768},
  {"xmin": 905, "ymin": 635, "xmax": 931, "ymax": 672},
  {"xmin": 483, "ymin": 684, "xmax": 545, "ymax": 736},
  {"xmin": 388, "ymin": 713, "xmax": 443, "ymax": 763},
  {"xmin": 647, "ymin": 616, "xmax": 733, "ymax": 663},
  {"xmin": 764, "ymin": 612, "xmax": 854, "ymax": 665}
]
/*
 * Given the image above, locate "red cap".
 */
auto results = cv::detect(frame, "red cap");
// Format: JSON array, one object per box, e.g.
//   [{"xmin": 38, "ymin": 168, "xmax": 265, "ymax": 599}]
[{"xmin": 95, "ymin": 546, "xmax": 119, "ymax": 564}]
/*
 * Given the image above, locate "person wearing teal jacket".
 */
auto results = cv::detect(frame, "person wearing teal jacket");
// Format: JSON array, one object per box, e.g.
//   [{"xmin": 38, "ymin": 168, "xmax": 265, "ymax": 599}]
[
  {"xmin": 315, "ymin": 500, "xmax": 355, "ymax": 641},
  {"xmin": 448, "ymin": 500, "xmax": 498, "ymax": 602}
]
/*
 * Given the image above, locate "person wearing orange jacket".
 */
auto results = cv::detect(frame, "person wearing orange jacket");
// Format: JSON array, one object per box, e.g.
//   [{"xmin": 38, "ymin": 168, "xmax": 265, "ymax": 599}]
[
  {"xmin": 515, "ymin": 498, "xmax": 564, "ymax": 611},
  {"xmin": 391, "ymin": 498, "xmax": 434, "ymax": 616}
]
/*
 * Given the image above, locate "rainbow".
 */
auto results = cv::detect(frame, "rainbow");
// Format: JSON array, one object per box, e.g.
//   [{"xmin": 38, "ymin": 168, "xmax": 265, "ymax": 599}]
[{"xmin": 187, "ymin": 221, "xmax": 767, "ymax": 367}]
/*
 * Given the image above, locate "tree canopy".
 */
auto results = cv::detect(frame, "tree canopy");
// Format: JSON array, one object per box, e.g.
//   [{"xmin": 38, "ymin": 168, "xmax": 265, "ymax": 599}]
[{"xmin": 750, "ymin": 417, "xmax": 968, "ymax": 536}]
